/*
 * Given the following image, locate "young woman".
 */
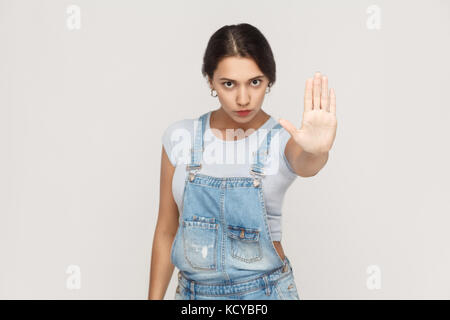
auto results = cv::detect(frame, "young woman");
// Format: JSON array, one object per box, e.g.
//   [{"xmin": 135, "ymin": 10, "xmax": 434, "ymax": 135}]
[{"xmin": 149, "ymin": 23, "xmax": 337, "ymax": 300}]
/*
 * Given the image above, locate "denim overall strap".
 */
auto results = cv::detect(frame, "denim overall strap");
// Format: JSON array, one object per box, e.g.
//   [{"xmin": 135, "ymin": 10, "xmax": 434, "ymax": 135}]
[
  {"xmin": 249, "ymin": 122, "xmax": 283, "ymax": 186},
  {"xmin": 186, "ymin": 112, "xmax": 208, "ymax": 181}
]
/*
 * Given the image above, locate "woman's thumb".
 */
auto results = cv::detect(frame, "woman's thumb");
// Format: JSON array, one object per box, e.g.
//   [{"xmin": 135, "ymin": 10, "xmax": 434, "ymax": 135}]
[{"xmin": 278, "ymin": 118, "xmax": 298, "ymax": 137}]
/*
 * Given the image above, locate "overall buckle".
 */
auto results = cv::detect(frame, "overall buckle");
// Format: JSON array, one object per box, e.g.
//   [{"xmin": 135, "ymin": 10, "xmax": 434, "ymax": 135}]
[
  {"xmin": 187, "ymin": 164, "xmax": 202, "ymax": 181},
  {"xmin": 250, "ymin": 168, "xmax": 264, "ymax": 187}
]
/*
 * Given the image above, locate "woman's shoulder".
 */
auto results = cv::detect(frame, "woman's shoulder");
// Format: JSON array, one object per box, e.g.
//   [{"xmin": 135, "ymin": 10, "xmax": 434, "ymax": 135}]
[
  {"xmin": 162, "ymin": 110, "xmax": 212, "ymax": 138},
  {"xmin": 161, "ymin": 116, "xmax": 198, "ymax": 166}
]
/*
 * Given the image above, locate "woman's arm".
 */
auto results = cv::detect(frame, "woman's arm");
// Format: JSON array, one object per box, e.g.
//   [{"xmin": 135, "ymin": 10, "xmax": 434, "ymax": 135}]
[
  {"xmin": 148, "ymin": 146, "xmax": 179, "ymax": 300},
  {"xmin": 284, "ymin": 137, "xmax": 329, "ymax": 177}
]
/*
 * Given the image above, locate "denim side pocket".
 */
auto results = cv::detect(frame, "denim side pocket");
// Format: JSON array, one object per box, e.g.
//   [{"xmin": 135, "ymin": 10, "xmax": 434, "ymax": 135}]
[
  {"xmin": 274, "ymin": 272, "xmax": 300, "ymax": 300},
  {"xmin": 174, "ymin": 283, "xmax": 184, "ymax": 300},
  {"xmin": 227, "ymin": 225, "xmax": 262, "ymax": 263},
  {"xmin": 183, "ymin": 215, "xmax": 218, "ymax": 270}
]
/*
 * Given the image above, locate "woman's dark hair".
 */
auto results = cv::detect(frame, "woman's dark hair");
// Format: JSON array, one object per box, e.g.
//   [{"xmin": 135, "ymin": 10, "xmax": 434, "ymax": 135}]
[{"xmin": 201, "ymin": 23, "xmax": 276, "ymax": 88}]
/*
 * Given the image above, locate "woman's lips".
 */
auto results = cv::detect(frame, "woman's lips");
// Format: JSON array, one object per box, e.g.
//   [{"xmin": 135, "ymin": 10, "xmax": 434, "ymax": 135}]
[{"xmin": 235, "ymin": 110, "xmax": 252, "ymax": 117}]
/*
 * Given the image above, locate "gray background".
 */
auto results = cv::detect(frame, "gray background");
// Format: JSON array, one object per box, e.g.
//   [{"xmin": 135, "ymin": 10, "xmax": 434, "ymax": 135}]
[{"xmin": 1, "ymin": 0, "xmax": 449, "ymax": 299}]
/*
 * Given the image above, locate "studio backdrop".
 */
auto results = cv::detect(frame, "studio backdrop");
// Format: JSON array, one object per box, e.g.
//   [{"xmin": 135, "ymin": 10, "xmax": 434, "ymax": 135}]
[{"xmin": 1, "ymin": 0, "xmax": 449, "ymax": 299}]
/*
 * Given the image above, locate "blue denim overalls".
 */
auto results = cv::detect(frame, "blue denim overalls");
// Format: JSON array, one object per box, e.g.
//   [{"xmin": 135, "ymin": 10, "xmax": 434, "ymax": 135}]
[{"xmin": 170, "ymin": 111, "xmax": 300, "ymax": 300}]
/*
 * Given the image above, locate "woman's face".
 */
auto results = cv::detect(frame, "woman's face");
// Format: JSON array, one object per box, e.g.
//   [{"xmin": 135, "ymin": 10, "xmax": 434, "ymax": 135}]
[{"xmin": 209, "ymin": 56, "xmax": 270, "ymax": 124}]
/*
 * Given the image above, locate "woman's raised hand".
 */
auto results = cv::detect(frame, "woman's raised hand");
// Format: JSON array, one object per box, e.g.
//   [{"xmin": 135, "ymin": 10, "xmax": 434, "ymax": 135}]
[{"xmin": 279, "ymin": 72, "xmax": 337, "ymax": 155}]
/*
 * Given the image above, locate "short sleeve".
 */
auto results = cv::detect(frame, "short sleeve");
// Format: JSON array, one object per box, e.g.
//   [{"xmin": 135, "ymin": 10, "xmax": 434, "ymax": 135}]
[
  {"xmin": 161, "ymin": 125, "xmax": 177, "ymax": 167},
  {"xmin": 161, "ymin": 119, "xmax": 194, "ymax": 167},
  {"xmin": 278, "ymin": 128, "xmax": 298, "ymax": 176}
]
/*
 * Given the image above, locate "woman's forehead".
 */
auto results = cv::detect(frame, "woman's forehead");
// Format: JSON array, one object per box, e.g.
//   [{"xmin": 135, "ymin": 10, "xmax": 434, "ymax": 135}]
[{"xmin": 215, "ymin": 56, "xmax": 264, "ymax": 80}]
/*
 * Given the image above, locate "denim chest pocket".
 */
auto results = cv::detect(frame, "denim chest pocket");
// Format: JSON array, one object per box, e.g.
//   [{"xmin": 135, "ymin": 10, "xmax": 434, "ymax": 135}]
[
  {"xmin": 182, "ymin": 215, "xmax": 218, "ymax": 270},
  {"xmin": 227, "ymin": 225, "xmax": 262, "ymax": 263}
]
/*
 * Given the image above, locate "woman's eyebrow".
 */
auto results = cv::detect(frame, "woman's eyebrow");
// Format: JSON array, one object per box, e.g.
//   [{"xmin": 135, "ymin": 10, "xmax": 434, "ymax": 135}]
[{"xmin": 219, "ymin": 75, "xmax": 265, "ymax": 81}]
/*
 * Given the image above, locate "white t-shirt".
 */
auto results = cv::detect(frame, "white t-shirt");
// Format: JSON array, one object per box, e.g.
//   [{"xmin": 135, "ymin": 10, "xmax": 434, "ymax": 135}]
[{"xmin": 161, "ymin": 110, "xmax": 298, "ymax": 241}]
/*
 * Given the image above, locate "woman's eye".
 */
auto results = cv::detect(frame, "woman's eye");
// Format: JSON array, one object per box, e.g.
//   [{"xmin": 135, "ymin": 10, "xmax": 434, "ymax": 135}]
[
  {"xmin": 251, "ymin": 79, "xmax": 261, "ymax": 86},
  {"xmin": 222, "ymin": 79, "xmax": 261, "ymax": 88}
]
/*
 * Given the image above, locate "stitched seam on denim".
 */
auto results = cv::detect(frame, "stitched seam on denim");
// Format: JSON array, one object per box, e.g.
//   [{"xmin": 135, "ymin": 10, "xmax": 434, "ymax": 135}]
[
  {"xmin": 282, "ymin": 273, "xmax": 300, "ymax": 299},
  {"xmin": 258, "ymin": 186, "xmax": 285, "ymax": 266},
  {"xmin": 179, "ymin": 265, "xmax": 289, "ymax": 288},
  {"xmin": 229, "ymin": 236, "xmax": 262, "ymax": 263},
  {"xmin": 183, "ymin": 221, "xmax": 218, "ymax": 229},
  {"xmin": 274, "ymin": 282, "xmax": 285, "ymax": 299},
  {"xmin": 192, "ymin": 177, "xmax": 255, "ymax": 182},
  {"xmin": 227, "ymin": 225, "xmax": 260, "ymax": 245},
  {"xmin": 190, "ymin": 284, "xmax": 272, "ymax": 297},
  {"xmin": 273, "ymin": 272, "xmax": 298, "ymax": 300},
  {"xmin": 188, "ymin": 183, "xmax": 258, "ymax": 190},
  {"xmin": 219, "ymin": 186, "xmax": 230, "ymax": 281},
  {"xmin": 175, "ymin": 284, "xmax": 188, "ymax": 299},
  {"xmin": 187, "ymin": 182, "xmax": 222, "ymax": 189},
  {"xmin": 271, "ymin": 270, "xmax": 292, "ymax": 286},
  {"xmin": 277, "ymin": 277, "xmax": 300, "ymax": 300},
  {"xmin": 224, "ymin": 186, "xmax": 263, "ymax": 189},
  {"xmin": 193, "ymin": 173, "xmax": 255, "ymax": 181},
  {"xmin": 189, "ymin": 182, "xmax": 259, "ymax": 189},
  {"xmin": 192, "ymin": 178, "xmax": 254, "ymax": 183},
  {"xmin": 192, "ymin": 177, "xmax": 255, "ymax": 183}
]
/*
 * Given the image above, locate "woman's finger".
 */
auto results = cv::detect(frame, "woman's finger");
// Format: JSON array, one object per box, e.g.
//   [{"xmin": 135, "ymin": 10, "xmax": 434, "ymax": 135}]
[
  {"xmin": 304, "ymin": 78, "xmax": 313, "ymax": 112},
  {"xmin": 330, "ymin": 88, "xmax": 336, "ymax": 114},
  {"xmin": 321, "ymin": 75, "xmax": 328, "ymax": 111},
  {"xmin": 279, "ymin": 118, "xmax": 298, "ymax": 138},
  {"xmin": 313, "ymin": 72, "xmax": 321, "ymax": 110}
]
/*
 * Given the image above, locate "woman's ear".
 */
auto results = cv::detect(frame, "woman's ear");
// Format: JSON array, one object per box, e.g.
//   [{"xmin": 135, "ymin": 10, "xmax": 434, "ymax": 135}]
[{"xmin": 207, "ymin": 77, "xmax": 213, "ymax": 90}]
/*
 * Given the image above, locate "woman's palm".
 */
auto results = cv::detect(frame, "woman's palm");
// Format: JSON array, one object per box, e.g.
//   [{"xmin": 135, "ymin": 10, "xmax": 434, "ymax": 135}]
[{"xmin": 279, "ymin": 72, "xmax": 337, "ymax": 155}]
